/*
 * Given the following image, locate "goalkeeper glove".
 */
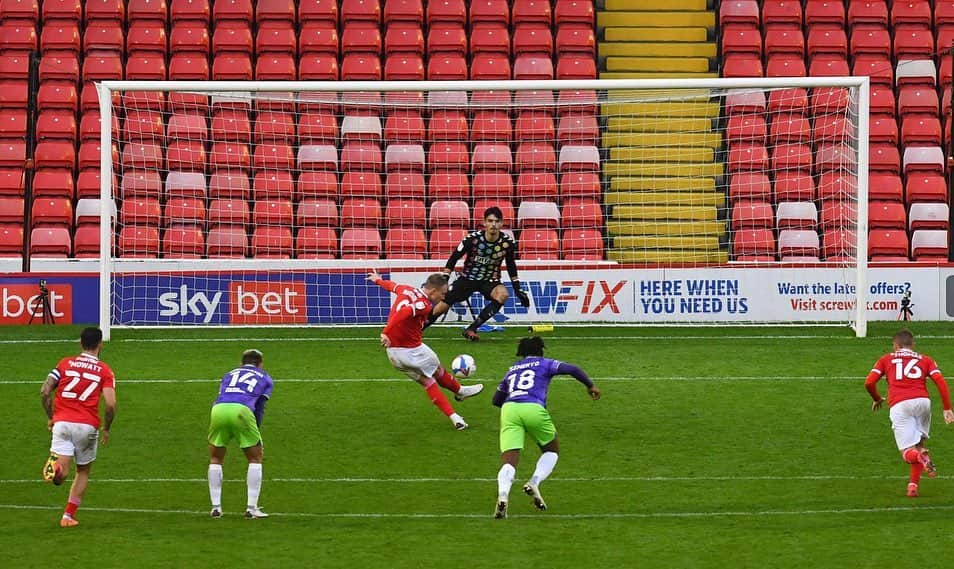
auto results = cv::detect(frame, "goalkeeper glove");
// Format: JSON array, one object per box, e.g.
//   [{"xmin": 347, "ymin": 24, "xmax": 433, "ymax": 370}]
[{"xmin": 513, "ymin": 283, "xmax": 531, "ymax": 308}]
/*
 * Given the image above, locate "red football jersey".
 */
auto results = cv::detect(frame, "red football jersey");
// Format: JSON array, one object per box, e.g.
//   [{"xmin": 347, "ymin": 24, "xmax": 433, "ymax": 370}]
[
  {"xmin": 376, "ymin": 279, "xmax": 432, "ymax": 348},
  {"xmin": 866, "ymin": 349, "xmax": 952, "ymax": 409},
  {"xmin": 50, "ymin": 353, "xmax": 116, "ymax": 428}
]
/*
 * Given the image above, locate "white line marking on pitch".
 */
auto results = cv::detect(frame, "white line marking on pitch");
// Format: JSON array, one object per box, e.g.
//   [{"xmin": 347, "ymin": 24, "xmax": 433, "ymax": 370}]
[
  {"xmin": 0, "ymin": 375, "xmax": 863, "ymax": 385},
  {"xmin": 2, "ymin": 502, "xmax": 952, "ymax": 520},
  {"xmin": 0, "ymin": 474, "xmax": 908, "ymax": 484}
]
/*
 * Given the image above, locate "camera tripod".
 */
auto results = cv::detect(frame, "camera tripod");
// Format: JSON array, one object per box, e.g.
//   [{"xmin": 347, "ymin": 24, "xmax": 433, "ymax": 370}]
[
  {"xmin": 898, "ymin": 301, "xmax": 914, "ymax": 321},
  {"xmin": 28, "ymin": 287, "xmax": 56, "ymax": 325}
]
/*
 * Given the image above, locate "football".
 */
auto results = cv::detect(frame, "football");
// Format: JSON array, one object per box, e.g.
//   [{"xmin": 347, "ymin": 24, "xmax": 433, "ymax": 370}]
[{"xmin": 451, "ymin": 354, "xmax": 477, "ymax": 378}]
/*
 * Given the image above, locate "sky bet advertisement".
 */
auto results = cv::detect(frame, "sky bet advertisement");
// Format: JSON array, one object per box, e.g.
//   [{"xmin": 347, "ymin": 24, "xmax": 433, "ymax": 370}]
[{"xmin": 7, "ymin": 266, "xmax": 954, "ymax": 325}]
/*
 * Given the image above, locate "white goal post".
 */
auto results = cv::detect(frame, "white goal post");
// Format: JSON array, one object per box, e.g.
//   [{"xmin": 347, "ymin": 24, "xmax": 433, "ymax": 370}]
[{"xmin": 96, "ymin": 77, "xmax": 870, "ymax": 339}]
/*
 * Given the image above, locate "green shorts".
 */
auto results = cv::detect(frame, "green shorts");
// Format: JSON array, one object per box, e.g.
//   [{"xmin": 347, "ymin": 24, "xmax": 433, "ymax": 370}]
[
  {"xmin": 208, "ymin": 403, "xmax": 262, "ymax": 449},
  {"xmin": 499, "ymin": 402, "xmax": 556, "ymax": 452}
]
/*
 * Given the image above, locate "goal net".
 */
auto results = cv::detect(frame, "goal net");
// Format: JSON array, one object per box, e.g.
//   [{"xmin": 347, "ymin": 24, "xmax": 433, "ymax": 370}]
[{"xmin": 96, "ymin": 78, "xmax": 869, "ymax": 338}]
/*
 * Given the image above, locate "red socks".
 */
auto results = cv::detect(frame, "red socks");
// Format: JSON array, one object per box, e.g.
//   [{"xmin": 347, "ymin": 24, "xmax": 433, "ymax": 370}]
[
  {"xmin": 424, "ymin": 381, "xmax": 455, "ymax": 417},
  {"xmin": 903, "ymin": 449, "xmax": 925, "ymax": 484},
  {"xmin": 64, "ymin": 496, "xmax": 80, "ymax": 518},
  {"xmin": 435, "ymin": 367, "xmax": 461, "ymax": 393},
  {"xmin": 903, "ymin": 448, "xmax": 921, "ymax": 464}
]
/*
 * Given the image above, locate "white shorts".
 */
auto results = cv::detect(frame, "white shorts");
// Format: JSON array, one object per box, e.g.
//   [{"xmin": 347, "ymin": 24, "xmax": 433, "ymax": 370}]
[
  {"xmin": 889, "ymin": 397, "xmax": 932, "ymax": 450},
  {"xmin": 50, "ymin": 421, "xmax": 99, "ymax": 466},
  {"xmin": 387, "ymin": 344, "xmax": 440, "ymax": 381}
]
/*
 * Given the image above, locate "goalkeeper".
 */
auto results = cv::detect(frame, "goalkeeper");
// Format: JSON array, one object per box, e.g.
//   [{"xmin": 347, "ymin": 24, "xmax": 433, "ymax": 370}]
[{"xmin": 426, "ymin": 206, "xmax": 531, "ymax": 341}]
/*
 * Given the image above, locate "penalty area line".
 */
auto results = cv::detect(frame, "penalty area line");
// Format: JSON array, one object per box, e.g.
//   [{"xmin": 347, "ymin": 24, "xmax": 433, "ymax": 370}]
[{"xmin": 2, "ymin": 502, "xmax": 953, "ymax": 520}]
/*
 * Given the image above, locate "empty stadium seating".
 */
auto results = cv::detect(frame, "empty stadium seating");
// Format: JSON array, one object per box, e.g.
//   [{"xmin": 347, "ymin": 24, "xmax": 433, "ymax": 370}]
[
  {"xmin": 721, "ymin": 0, "xmax": 952, "ymax": 262},
  {"xmin": 0, "ymin": 0, "xmax": 601, "ymax": 260}
]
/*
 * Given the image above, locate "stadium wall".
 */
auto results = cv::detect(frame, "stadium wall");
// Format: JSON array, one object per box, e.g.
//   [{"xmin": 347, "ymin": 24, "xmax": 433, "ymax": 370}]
[{"xmin": 2, "ymin": 264, "xmax": 953, "ymax": 325}]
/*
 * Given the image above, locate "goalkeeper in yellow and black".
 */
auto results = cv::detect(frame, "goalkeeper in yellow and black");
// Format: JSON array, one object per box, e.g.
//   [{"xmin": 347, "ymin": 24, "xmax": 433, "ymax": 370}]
[{"xmin": 426, "ymin": 206, "xmax": 531, "ymax": 341}]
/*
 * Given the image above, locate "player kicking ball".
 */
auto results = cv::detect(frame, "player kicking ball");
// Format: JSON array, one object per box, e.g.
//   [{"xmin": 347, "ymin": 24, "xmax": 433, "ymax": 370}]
[
  {"xmin": 865, "ymin": 329, "xmax": 954, "ymax": 497},
  {"xmin": 369, "ymin": 271, "xmax": 484, "ymax": 430},
  {"xmin": 491, "ymin": 336, "xmax": 600, "ymax": 518}
]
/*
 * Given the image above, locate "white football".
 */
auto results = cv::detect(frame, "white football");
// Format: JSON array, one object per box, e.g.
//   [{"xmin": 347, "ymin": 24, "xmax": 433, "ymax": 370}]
[{"xmin": 451, "ymin": 354, "xmax": 477, "ymax": 378}]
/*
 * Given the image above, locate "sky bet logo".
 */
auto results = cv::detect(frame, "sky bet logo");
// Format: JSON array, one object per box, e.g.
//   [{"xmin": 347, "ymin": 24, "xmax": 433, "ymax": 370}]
[
  {"xmin": 0, "ymin": 284, "xmax": 72, "ymax": 324},
  {"xmin": 456, "ymin": 279, "xmax": 628, "ymax": 319},
  {"xmin": 157, "ymin": 281, "xmax": 307, "ymax": 324}
]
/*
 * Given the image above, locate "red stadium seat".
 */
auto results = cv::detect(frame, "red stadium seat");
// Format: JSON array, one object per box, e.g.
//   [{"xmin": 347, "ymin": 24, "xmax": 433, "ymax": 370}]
[
  {"xmin": 207, "ymin": 225, "xmax": 249, "ymax": 258},
  {"xmin": 212, "ymin": 0, "xmax": 252, "ymax": 23},
  {"xmin": 83, "ymin": 21, "xmax": 124, "ymax": 53},
  {"xmin": 892, "ymin": 0, "xmax": 931, "ymax": 28},
  {"xmin": 821, "ymin": 228, "xmax": 855, "ymax": 260},
  {"xmin": 729, "ymin": 172, "xmax": 771, "ymax": 202},
  {"xmin": 815, "ymin": 143, "xmax": 857, "ymax": 174},
  {"xmin": 212, "ymin": 54, "xmax": 253, "ymax": 80},
  {"xmin": 515, "ymin": 143, "xmax": 556, "ymax": 173},
  {"xmin": 428, "ymin": 142, "xmax": 469, "ymax": 171},
  {"xmin": 763, "ymin": 27, "xmax": 800, "ymax": 57},
  {"xmin": 513, "ymin": 0, "xmax": 551, "ymax": 25},
  {"xmin": 33, "ymin": 169, "xmax": 73, "ymax": 199},
  {"xmin": 208, "ymin": 171, "xmax": 249, "ymax": 200},
  {"xmin": 170, "ymin": 23, "xmax": 209, "ymax": 55},
  {"xmin": 426, "ymin": 0, "xmax": 465, "ymax": 25},
  {"xmin": 905, "ymin": 175, "xmax": 948, "ymax": 203},
  {"xmin": 807, "ymin": 27, "xmax": 847, "ymax": 58},
  {"xmin": 256, "ymin": 54, "xmax": 296, "ymax": 80},
  {"xmin": 340, "ymin": 227, "xmax": 382, "ymax": 259},
  {"xmin": 720, "ymin": 0, "xmax": 759, "ymax": 27},
  {"xmin": 341, "ymin": 0, "xmax": 381, "ymax": 25},
  {"xmin": 340, "ymin": 142, "xmax": 383, "ymax": 173},
  {"xmin": 254, "ymin": 111, "xmax": 296, "ymax": 144},
  {"xmin": 40, "ymin": 22, "xmax": 81, "ymax": 54},
  {"xmin": 2, "ymin": 0, "xmax": 40, "ymax": 22},
  {"xmin": 385, "ymin": 26, "xmax": 424, "ymax": 56},
  {"xmin": 118, "ymin": 226, "xmax": 159, "ymax": 258},
  {"xmin": 40, "ymin": 53, "xmax": 79, "ymax": 83},
  {"xmin": 869, "ymin": 143, "xmax": 901, "ymax": 174},
  {"xmin": 296, "ymin": 171, "xmax": 337, "ymax": 201},
  {"xmin": 516, "ymin": 24, "xmax": 555, "ymax": 56},
  {"xmin": 208, "ymin": 198, "xmax": 250, "ymax": 227},
  {"xmin": 384, "ymin": 198, "xmax": 425, "ymax": 228},
  {"xmin": 901, "ymin": 116, "xmax": 942, "ymax": 146},
  {"xmin": 471, "ymin": 52, "xmax": 511, "ymax": 80},
  {"xmin": 253, "ymin": 199, "xmax": 294, "ymax": 227},
  {"xmin": 209, "ymin": 142, "xmax": 251, "ymax": 173},
  {"xmin": 766, "ymin": 88, "xmax": 806, "ymax": 114},
  {"xmin": 428, "ymin": 227, "xmax": 466, "ymax": 259},
  {"xmin": 252, "ymin": 226, "xmax": 293, "ymax": 258},
  {"xmin": 428, "ymin": 110, "xmax": 468, "ymax": 142},
  {"xmin": 731, "ymin": 199, "xmax": 774, "ymax": 230},
  {"xmin": 561, "ymin": 228, "xmax": 602, "ymax": 260},
  {"xmin": 428, "ymin": 53, "xmax": 468, "ymax": 80},
  {"xmin": 385, "ymin": 228, "xmax": 426, "ymax": 259},
  {"xmin": 817, "ymin": 172, "xmax": 859, "ymax": 201},
  {"xmin": 470, "ymin": 22, "xmax": 510, "ymax": 54},
  {"xmin": 257, "ymin": 0, "xmax": 296, "ymax": 23},
  {"xmin": 298, "ymin": 0, "xmax": 337, "ymax": 25},
  {"xmin": 35, "ymin": 110, "xmax": 76, "ymax": 141},
  {"xmin": 73, "ymin": 225, "xmax": 103, "ymax": 258},
  {"xmin": 164, "ymin": 197, "xmax": 206, "ymax": 227},
  {"xmin": 868, "ymin": 200, "xmax": 906, "ymax": 229},
  {"xmin": 894, "ymin": 27, "xmax": 934, "ymax": 59},
  {"xmin": 427, "ymin": 23, "xmax": 466, "ymax": 55},
  {"xmin": 471, "ymin": 143, "xmax": 512, "ymax": 173},
  {"xmin": 296, "ymin": 198, "xmax": 337, "ymax": 227},
  {"xmin": 340, "ymin": 198, "xmax": 382, "ymax": 227},
  {"xmin": 0, "ymin": 141, "xmax": 27, "ymax": 168},
  {"xmin": 470, "ymin": 0, "xmax": 509, "ymax": 25},
  {"xmin": 728, "ymin": 143, "xmax": 768, "ymax": 173},
  {"xmin": 852, "ymin": 55, "xmax": 893, "ymax": 86},
  {"xmin": 770, "ymin": 113, "xmax": 810, "ymax": 144},
  {"xmin": 30, "ymin": 226, "xmax": 70, "ymax": 257},
  {"xmin": 0, "ymin": 197, "xmax": 23, "ymax": 225},
  {"xmin": 763, "ymin": 0, "xmax": 802, "ymax": 26},
  {"xmin": 846, "ymin": 0, "xmax": 886, "ymax": 28},
  {"xmin": 384, "ymin": 111, "xmax": 425, "ymax": 143},
  {"xmin": 342, "ymin": 22, "xmax": 382, "ymax": 54},
  {"xmin": 299, "ymin": 24, "xmax": 338, "ymax": 56},
  {"xmin": 296, "ymin": 226, "xmax": 338, "ymax": 259},
  {"xmin": 385, "ymin": 172, "xmax": 425, "ymax": 200},
  {"xmin": 722, "ymin": 54, "xmax": 763, "ymax": 78},
  {"xmin": 560, "ymin": 198, "xmax": 600, "ymax": 229},
  {"xmin": 868, "ymin": 229, "xmax": 909, "ymax": 259},
  {"xmin": 429, "ymin": 199, "xmax": 470, "ymax": 228},
  {"xmin": 472, "ymin": 171, "xmax": 514, "ymax": 201},
  {"xmin": 555, "ymin": 55, "xmax": 597, "ymax": 79},
  {"xmin": 252, "ymin": 171, "xmax": 293, "ymax": 201},
  {"xmin": 341, "ymin": 171, "xmax": 382, "ymax": 199},
  {"xmin": 520, "ymin": 229, "xmax": 559, "ymax": 260},
  {"xmin": 765, "ymin": 54, "xmax": 806, "ymax": 78},
  {"xmin": 516, "ymin": 172, "xmax": 557, "ymax": 203},
  {"xmin": 820, "ymin": 199, "xmax": 855, "ymax": 230},
  {"xmin": 428, "ymin": 171, "xmax": 469, "ymax": 201},
  {"xmin": 773, "ymin": 172, "xmax": 815, "ymax": 202},
  {"xmin": 121, "ymin": 197, "xmax": 161, "ymax": 226},
  {"xmin": 733, "ymin": 228, "xmax": 776, "ymax": 259},
  {"xmin": 552, "ymin": 0, "xmax": 596, "ymax": 27},
  {"xmin": 385, "ymin": 0, "xmax": 423, "ymax": 25},
  {"xmin": 35, "ymin": 140, "xmax": 75, "ymax": 170},
  {"xmin": 726, "ymin": 115, "xmax": 767, "ymax": 145}
]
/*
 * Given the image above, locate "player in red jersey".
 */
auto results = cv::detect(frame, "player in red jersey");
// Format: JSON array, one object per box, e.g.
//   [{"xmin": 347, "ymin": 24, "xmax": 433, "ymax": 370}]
[
  {"xmin": 865, "ymin": 329, "xmax": 954, "ymax": 497},
  {"xmin": 368, "ymin": 271, "xmax": 484, "ymax": 429},
  {"xmin": 39, "ymin": 327, "xmax": 117, "ymax": 527}
]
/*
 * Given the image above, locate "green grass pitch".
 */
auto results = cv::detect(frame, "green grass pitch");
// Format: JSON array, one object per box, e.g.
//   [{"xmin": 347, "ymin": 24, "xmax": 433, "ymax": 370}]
[{"xmin": 4, "ymin": 322, "xmax": 954, "ymax": 568}]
